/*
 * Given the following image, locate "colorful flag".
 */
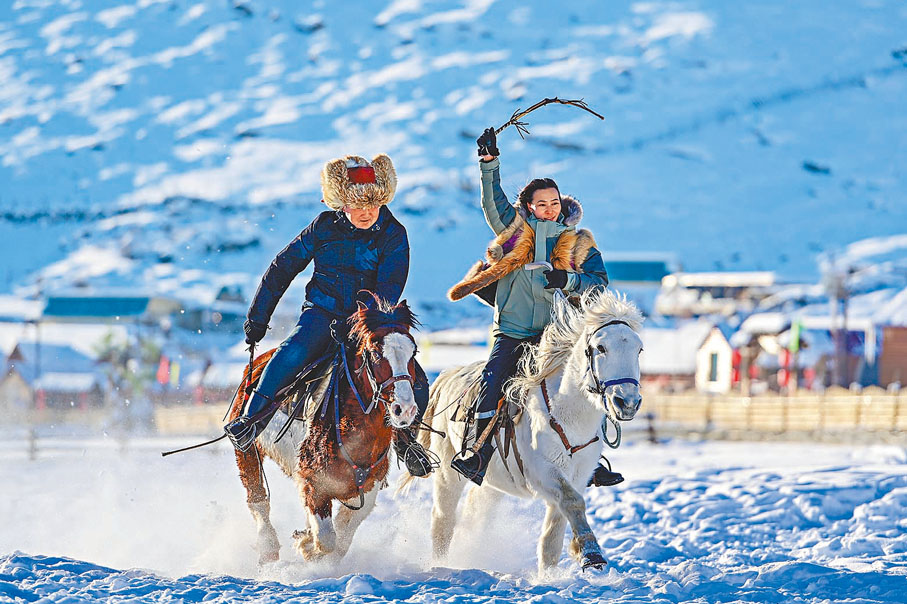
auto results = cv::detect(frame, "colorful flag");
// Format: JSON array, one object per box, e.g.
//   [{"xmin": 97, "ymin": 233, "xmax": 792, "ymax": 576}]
[
  {"xmin": 789, "ymin": 320, "xmax": 802, "ymax": 353},
  {"xmin": 156, "ymin": 355, "xmax": 170, "ymax": 385}
]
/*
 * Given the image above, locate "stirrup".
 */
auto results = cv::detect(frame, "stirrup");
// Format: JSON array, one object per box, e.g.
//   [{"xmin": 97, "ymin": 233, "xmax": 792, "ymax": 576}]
[
  {"xmin": 450, "ymin": 443, "xmax": 494, "ymax": 486},
  {"xmin": 394, "ymin": 437, "xmax": 438, "ymax": 477},
  {"xmin": 224, "ymin": 416, "xmax": 259, "ymax": 452},
  {"xmin": 587, "ymin": 456, "xmax": 624, "ymax": 487}
]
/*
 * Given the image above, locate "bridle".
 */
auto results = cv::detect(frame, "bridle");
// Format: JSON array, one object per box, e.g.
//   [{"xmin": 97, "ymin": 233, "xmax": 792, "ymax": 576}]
[
  {"xmin": 334, "ymin": 327, "xmax": 418, "ymax": 511},
  {"xmin": 583, "ymin": 319, "xmax": 641, "ymax": 448},
  {"xmin": 357, "ymin": 332, "xmax": 418, "ymax": 413}
]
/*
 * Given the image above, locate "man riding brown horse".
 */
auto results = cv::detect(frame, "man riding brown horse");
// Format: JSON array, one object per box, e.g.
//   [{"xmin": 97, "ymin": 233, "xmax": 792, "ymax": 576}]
[{"xmin": 224, "ymin": 153, "xmax": 433, "ymax": 477}]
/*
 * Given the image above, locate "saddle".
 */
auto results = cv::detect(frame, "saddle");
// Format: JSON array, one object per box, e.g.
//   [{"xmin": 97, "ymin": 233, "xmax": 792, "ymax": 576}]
[
  {"xmin": 451, "ymin": 362, "xmax": 527, "ymax": 476},
  {"xmin": 243, "ymin": 348, "xmax": 338, "ymax": 428}
]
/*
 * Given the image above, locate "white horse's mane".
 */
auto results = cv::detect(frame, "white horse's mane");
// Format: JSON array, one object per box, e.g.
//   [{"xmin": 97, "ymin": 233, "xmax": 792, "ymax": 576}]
[{"xmin": 506, "ymin": 288, "xmax": 643, "ymax": 403}]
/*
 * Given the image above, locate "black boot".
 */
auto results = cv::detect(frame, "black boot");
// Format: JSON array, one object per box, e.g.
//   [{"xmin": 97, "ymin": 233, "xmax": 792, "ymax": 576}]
[
  {"xmin": 450, "ymin": 417, "xmax": 496, "ymax": 486},
  {"xmin": 587, "ymin": 457, "xmax": 624, "ymax": 487},
  {"xmin": 224, "ymin": 415, "xmax": 260, "ymax": 452},
  {"xmin": 224, "ymin": 391, "xmax": 275, "ymax": 452},
  {"xmin": 393, "ymin": 427, "xmax": 436, "ymax": 477}
]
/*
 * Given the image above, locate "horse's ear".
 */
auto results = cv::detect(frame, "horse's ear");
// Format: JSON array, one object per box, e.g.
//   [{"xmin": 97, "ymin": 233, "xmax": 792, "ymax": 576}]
[
  {"xmin": 357, "ymin": 300, "xmax": 368, "ymax": 313},
  {"xmin": 398, "ymin": 298, "xmax": 408, "ymax": 308}
]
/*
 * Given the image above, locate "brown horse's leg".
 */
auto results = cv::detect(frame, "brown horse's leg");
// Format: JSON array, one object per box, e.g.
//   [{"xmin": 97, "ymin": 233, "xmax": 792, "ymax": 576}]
[
  {"xmin": 331, "ymin": 484, "xmax": 381, "ymax": 560},
  {"xmin": 227, "ymin": 352, "xmax": 283, "ymax": 564},
  {"xmin": 236, "ymin": 446, "xmax": 280, "ymax": 564},
  {"xmin": 293, "ymin": 481, "xmax": 336, "ymax": 561}
]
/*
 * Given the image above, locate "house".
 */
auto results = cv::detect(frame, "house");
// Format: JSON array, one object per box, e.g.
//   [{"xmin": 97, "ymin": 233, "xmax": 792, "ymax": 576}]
[
  {"xmin": 656, "ymin": 271, "xmax": 778, "ymax": 318},
  {"xmin": 696, "ymin": 327, "xmax": 734, "ymax": 393},
  {"xmin": 603, "ymin": 253, "xmax": 680, "ymax": 316},
  {"xmin": 42, "ymin": 292, "xmax": 181, "ymax": 325},
  {"xmin": 879, "ymin": 327, "xmax": 907, "ymax": 387},
  {"xmin": 0, "ymin": 342, "xmax": 107, "ymax": 412},
  {"xmin": 640, "ymin": 320, "xmax": 713, "ymax": 392}
]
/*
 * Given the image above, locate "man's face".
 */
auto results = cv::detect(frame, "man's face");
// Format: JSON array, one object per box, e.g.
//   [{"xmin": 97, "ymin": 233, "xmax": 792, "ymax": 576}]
[
  {"xmin": 343, "ymin": 206, "xmax": 381, "ymax": 229},
  {"xmin": 529, "ymin": 188, "xmax": 561, "ymax": 221}
]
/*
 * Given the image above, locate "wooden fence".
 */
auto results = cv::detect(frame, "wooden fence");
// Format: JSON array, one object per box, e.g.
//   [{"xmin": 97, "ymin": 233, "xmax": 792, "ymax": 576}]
[
  {"xmin": 154, "ymin": 405, "xmax": 226, "ymax": 435},
  {"xmin": 648, "ymin": 387, "xmax": 906, "ymax": 440}
]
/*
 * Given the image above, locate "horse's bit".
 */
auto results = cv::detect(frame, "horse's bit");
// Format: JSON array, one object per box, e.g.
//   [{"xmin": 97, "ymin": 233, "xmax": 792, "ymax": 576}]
[{"xmin": 584, "ymin": 320, "xmax": 640, "ymax": 449}]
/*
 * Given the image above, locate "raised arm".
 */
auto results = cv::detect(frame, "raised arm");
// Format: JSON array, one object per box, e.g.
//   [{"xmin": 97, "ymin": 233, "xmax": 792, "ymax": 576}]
[
  {"xmin": 247, "ymin": 219, "xmax": 316, "ymax": 325},
  {"xmin": 479, "ymin": 157, "xmax": 518, "ymax": 235},
  {"xmin": 476, "ymin": 127, "xmax": 517, "ymax": 235}
]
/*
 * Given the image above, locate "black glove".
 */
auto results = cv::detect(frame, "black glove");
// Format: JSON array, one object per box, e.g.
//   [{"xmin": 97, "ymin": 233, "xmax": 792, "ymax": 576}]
[
  {"xmin": 543, "ymin": 269, "xmax": 568, "ymax": 290},
  {"xmin": 476, "ymin": 127, "xmax": 499, "ymax": 158},
  {"xmin": 243, "ymin": 319, "xmax": 268, "ymax": 345}
]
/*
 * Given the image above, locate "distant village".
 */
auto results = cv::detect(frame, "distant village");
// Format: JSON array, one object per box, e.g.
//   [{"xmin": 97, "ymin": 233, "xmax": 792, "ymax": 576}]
[{"xmin": 1, "ymin": 252, "xmax": 905, "ymax": 429}]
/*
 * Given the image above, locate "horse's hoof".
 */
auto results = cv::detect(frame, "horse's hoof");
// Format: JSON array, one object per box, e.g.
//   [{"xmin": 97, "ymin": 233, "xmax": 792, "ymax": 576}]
[
  {"xmin": 258, "ymin": 549, "xmax": 279, "ymax": 566},
  {"xmin": 293, "ymin": 529, "xmax": 315, "ymax": 559},
  {"xmin": 581, "ymin": 551, "xmax": 607, "ymax": 571}
]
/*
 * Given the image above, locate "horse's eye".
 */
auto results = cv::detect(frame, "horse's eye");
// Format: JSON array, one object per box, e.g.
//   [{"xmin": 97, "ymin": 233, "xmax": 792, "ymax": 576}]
[
  {"xmin": 371, "ymin": 350, "xmax": 381, "ymax": 362},
  {"xmin": 597, "ymin": 345, "xmax": 607, "ymax": 354}
]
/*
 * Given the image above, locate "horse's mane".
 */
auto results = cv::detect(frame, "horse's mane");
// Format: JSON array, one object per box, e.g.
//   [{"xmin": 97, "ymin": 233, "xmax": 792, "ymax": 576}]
[
  {"xmin": 349, "ymin": 295, "xmax": 419, "ymax": 352},
  {"xmin": 505, "ymin": 288, "xmax": 643, "ymax": 404}
]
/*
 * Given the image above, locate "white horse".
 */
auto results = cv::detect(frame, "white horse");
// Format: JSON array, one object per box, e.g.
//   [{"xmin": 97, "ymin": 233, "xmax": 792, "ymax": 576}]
[{"xmin": 402, "ymin": 288, "xmax": 643, "ymax": 573}]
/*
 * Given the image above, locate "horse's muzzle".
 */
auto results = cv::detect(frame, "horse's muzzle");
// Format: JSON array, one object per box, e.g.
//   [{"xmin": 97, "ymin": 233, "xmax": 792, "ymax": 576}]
[
  {"xmin": 387, "ymin": 385, "xmax": 418, "ymax": 428},
  {"xmin": 609, "ymin": 387, "xmax": 642, "ymax": 421}
]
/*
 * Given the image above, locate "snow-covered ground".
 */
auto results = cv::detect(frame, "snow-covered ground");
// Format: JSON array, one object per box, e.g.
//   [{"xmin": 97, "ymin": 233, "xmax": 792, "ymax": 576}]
[{"xmin": 2, "ymin": 436, "xmax": 905, "ymax": 603}]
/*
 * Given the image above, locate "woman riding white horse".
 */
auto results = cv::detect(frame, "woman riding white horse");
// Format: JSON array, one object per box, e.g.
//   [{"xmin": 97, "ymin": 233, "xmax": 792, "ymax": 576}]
[
  {"xmin": 446, "ymin": 127, "xmax": 621, "ymax": 487},
  {"xmin": 404, "ymin": 288, "xmax": 644, "ymax": 572}
]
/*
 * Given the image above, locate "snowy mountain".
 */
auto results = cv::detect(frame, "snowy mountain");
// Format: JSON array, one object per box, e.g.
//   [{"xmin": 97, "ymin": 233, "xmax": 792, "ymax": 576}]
[{"xmin": 2, "ymin": 0, "xmax": 906, "ymax": 329}]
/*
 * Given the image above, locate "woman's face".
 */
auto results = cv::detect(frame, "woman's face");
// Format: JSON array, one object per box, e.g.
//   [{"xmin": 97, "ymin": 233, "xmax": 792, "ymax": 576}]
[
  {"xmin": 343, "ymin": 206, "xmax": 381, "ymax": 229},
  {"xmin": 529, "ymin": 188, "xmax": 561, "ymax": 221}
]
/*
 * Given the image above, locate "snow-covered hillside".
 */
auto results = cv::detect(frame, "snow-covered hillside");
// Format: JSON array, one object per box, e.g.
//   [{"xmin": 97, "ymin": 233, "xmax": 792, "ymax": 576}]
[
  {"xmin": 2, "ymin": 437, "xmax": 905, "ymax": 602},
  {"xmin": 2, "ymin": 0, "xmax": 906, "ymax": 326}
]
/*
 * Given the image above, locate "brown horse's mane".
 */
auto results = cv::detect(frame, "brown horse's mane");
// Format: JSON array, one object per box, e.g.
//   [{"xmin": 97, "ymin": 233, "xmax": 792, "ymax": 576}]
[{"xmin": 348, "ymin": 294, "xmax": 419, "ymax": 353}]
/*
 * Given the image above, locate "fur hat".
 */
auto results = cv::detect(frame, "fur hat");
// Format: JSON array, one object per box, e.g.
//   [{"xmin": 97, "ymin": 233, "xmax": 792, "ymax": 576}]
[{"xmin": 321, "ymin": 154, "xmax": 397, "ymax": 210}]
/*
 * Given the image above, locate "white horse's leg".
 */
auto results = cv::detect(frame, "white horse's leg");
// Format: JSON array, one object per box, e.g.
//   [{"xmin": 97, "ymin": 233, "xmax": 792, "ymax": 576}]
[
  {"xmin": 460, "ymin": 482, "xmax": 503, "ymax": 528},
  {"xmin": 534, "ymin": 473, "xmax": 605, "ymax": 570},
  {"xmin": 331, "ymin": 486, "xmax": 380, "ymax": 560},
  {"xmin": 538, "ymin": 503, "xmax": 568, "ymax": 572},
  {"xmin": 431, "ymin": 462, "xmax": 468, "ymax": 562}
]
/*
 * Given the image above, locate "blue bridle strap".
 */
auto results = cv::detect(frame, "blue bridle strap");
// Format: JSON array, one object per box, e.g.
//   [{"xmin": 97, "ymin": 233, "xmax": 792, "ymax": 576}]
[
  {"xmin": 586, "ymin": 321, "xmax": 640, "ymax": 394},
  {"xmin": 600, "ymin": 377, "xmax": 640, "ymax": 388}
]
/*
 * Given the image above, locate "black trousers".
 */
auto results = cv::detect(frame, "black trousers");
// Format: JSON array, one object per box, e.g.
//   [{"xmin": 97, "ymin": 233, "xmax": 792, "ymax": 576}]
[{"xmin": 476, "ymin": 333, "xmax": 541, "ymax": 419}]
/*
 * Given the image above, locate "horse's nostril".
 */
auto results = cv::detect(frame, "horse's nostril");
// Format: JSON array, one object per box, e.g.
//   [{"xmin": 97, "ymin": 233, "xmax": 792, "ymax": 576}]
[
  {"xmin": 393, "ymin": 405, "xmax": 402, "ymax": 416},
  {"xmin": 613, "ymin": 396, "xmax": 625, "ymax": 408}
]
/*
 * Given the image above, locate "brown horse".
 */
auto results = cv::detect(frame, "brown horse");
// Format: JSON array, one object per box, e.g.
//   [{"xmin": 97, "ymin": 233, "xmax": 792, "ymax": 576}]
[{"xmin": 228, "ymin": 297, "xmax": 420, "ymax": 564}]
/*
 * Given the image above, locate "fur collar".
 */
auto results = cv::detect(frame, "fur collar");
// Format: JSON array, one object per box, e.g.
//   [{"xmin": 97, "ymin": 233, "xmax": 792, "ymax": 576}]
[{"xmin": 448, "ymin": 195, "xmax": 597, "ymax": 303}]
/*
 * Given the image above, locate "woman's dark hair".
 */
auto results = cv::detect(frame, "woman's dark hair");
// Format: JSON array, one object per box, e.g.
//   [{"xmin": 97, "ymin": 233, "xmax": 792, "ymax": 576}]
[{"xmin": 517, "ymin": 178, "xmax": 560, "ymax": 213}]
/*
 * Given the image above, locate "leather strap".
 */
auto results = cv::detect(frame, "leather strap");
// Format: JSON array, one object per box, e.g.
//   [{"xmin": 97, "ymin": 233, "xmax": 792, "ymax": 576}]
[{"xmin": 541, "ymin": 379, "xmax": 599, "ymax": 457}]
